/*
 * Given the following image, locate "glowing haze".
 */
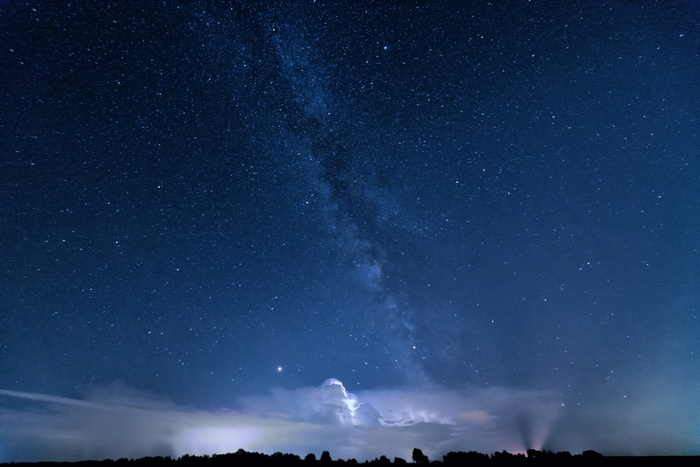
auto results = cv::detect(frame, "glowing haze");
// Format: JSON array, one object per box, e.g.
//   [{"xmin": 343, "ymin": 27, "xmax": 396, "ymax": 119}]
[
  {"xmin": 2, "ymin": 378, "xmax": 698, "ymax": 462},
  {"xmin": 0, "ymin": 380, "xmax": 560, "ymax": 461}
]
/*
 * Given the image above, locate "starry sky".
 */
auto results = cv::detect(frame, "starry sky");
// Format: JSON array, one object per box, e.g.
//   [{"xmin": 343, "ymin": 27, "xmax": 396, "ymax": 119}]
[{"xmin": 1, "ymin": 0, "xmax": 699, "ymax": 462}]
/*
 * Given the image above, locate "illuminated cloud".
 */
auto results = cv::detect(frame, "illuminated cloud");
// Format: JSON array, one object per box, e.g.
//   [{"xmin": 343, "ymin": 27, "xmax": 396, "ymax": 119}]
[{"xmin": 0, "ymin": 380, "xmax": 565, "ymax": 463}]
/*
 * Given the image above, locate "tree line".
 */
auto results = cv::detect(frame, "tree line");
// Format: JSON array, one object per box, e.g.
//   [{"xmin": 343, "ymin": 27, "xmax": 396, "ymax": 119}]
[{"xmin": 7, "ymin": 448, "xmax": 700, "ymax": 467}]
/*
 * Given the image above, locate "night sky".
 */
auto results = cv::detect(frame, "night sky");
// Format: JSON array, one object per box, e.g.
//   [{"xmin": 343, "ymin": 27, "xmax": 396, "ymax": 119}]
[{"xmin": 1, "ymin": 0, "xmax": 699, "ymax": 462}]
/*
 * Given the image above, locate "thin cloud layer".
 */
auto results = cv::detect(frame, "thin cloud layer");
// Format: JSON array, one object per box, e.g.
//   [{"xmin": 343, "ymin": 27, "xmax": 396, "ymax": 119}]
[
  {"xmin": 1, "ymin": 379, "xmax": 562, "ymax": 463},
  {"xmin": 4, "ymin": 378, "xmax": 697, "ymax": 463}
]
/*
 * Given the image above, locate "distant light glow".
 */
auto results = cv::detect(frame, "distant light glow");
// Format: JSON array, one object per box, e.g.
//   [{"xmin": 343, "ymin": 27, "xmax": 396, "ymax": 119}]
[
  {"xmin": 176, "ymin": 426, "xmax": 260, "ymax": 456},
  {"xmin": 0, "ymin": 381, "xmax": 569, "ymax": 462}
]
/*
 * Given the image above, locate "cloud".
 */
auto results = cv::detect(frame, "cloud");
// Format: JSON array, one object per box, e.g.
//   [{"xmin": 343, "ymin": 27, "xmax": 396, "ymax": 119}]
[{"xmin": 1, "ymin": 379, "xmax": 563, "ymax": 463}]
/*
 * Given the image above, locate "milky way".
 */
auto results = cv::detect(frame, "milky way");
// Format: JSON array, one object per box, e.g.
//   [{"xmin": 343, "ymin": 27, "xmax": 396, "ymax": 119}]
[{"xmin": 1, "ymin": 1, "xmax": 699, "ymax": 461}]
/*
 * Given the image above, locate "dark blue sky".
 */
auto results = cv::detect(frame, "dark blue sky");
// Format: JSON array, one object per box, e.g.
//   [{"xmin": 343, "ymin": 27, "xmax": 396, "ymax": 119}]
[{"xmin": 1, "ymin": 0, "xmax": 699, "ymax": 461}]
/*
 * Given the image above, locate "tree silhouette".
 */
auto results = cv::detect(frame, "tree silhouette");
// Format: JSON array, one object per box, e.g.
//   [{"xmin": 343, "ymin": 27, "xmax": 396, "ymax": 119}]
[
  {"xmin": 443, "ymin": 451, "xmax": 490, "ymax": 466},
  {"xmin": 14, "ymin": 446, "xmax": 623, "ymax": 467},
  {"xmin": 412, "ymin": 448, "xmax": 429, "ymax": 464}
]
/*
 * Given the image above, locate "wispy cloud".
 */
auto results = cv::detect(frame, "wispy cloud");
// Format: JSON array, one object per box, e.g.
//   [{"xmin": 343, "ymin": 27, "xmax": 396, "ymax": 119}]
[
  {"xmin": 0, "ymin": 379, "xmax": 567, "ymax": 463},
  {"xmin": 8, "ymin": 378, "xmax": 698, "ymax": 462}
]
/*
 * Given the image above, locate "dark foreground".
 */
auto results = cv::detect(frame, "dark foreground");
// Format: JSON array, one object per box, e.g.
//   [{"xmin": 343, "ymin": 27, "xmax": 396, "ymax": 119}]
[{"xmin": 3, "ymin": 449, "xmax": 700, "ymax": 467}]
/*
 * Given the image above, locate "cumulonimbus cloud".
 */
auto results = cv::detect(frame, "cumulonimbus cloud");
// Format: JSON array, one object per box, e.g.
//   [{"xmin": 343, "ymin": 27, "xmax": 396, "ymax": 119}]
[{"xmin": 1, "ymin": 379, "xmax": 563, "ymax": 463}]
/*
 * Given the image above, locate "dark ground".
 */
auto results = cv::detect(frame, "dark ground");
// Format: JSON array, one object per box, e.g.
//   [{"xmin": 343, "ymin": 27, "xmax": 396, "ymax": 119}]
[{"xmin": 3, "ymin": 449, "xmax": 700, "ymax": 467}]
